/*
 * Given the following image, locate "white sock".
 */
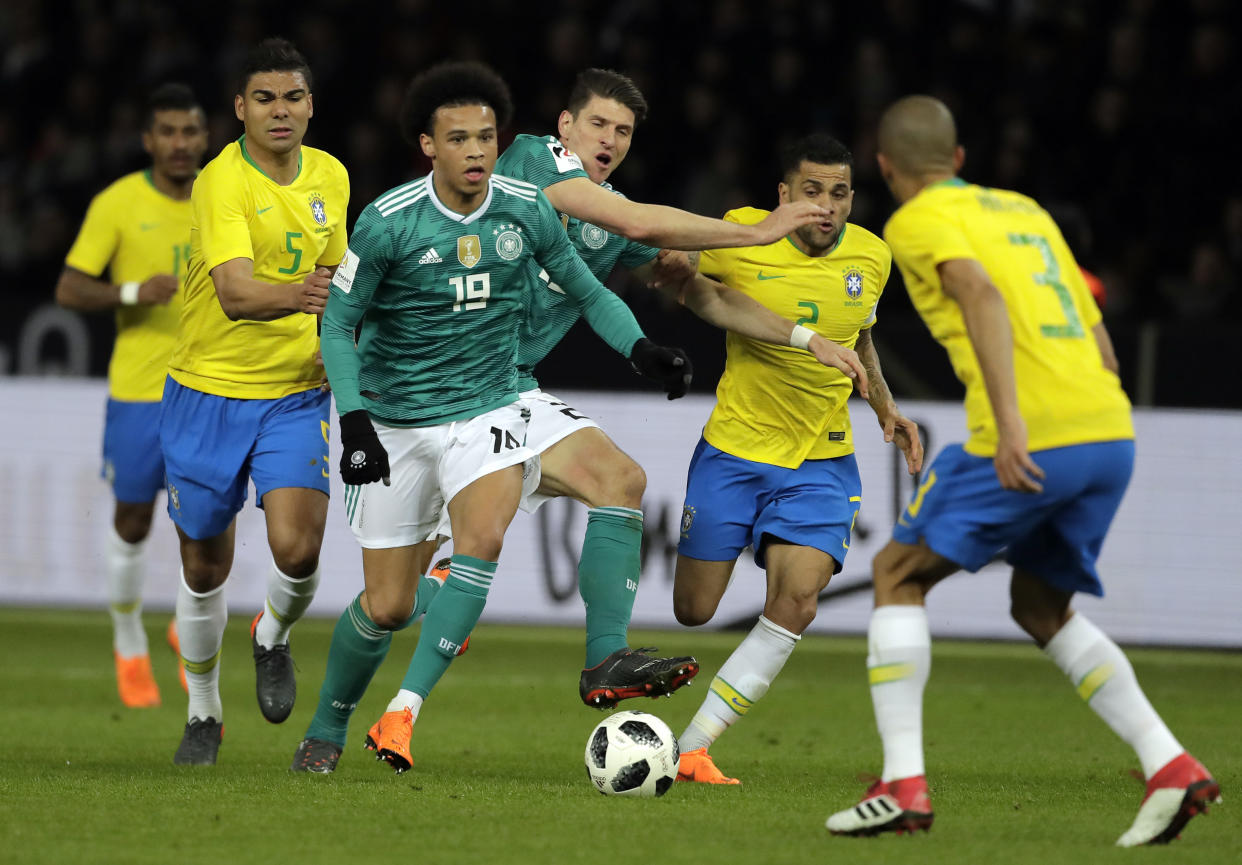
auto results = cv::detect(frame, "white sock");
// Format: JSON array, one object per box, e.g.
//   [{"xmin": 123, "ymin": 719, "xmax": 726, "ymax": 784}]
[
  {"xmin": 255, "ymin": 560, "xmax": 320, "ymax": 648},
  {"xmin": 1043, "ymin": 613, "xmax": 1183, "ymax": 777},
  {"xmin": 107, "ymin": 526, "xmax": 148, "ymax": 657},
  {"xmin": 176, "ymin": 570, "xmax": 227, "ymax": 722},
  {"xmin": 679, "ymin": 615, "xmax": 799, "ymax": 752},
  {"xmin": 867, "ymin": 605, "xmax": 932, "ymax": 782},
  {"xmin": 386, "ymin": 688, "xmax": 425, "ymax": 722}
]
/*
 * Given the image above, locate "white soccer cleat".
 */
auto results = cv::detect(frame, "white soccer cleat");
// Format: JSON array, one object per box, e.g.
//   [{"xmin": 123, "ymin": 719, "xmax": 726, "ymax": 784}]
[
  {"xmin": 1116, "ymin": 752, "xmax": 1221, "ymax": 847},
  {"xmin": 826, "ymin": 775, "xmax": 934, "ymax": 836}
]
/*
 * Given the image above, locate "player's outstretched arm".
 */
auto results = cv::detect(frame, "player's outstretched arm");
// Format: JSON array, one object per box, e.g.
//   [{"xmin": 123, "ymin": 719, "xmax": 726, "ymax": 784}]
[
  {"xmin": 939, "ymin": 258, "xmax": 1044, "ymax": 493},
  {"xmin": 209, "ymin": 257, "xmax": 330, "ymax": 322},
  {"xmin": 55, "ymin": 266, "xmax": 178, "ymax": 311},
  {"xmin": 855, "ymin": 327, "xmax": 921, "ymax": 474},
  {"xmin": 544, "ymin": 177, "xmax": 831, "ymax": 251},
  {"xmin": 643, "ymin": 254, "xmax": 869, "ymax": 395}
]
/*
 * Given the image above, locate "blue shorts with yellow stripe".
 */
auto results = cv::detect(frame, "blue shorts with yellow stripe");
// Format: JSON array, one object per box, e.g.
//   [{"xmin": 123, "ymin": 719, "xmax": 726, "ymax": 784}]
[
  {"xmin": 892, "ymin": 440, "xmax": 1134, "ymax": 596},
  {"xmin": 101, "ymin": 398, "xmax": 166, "ymax": 503},
  {"xmin": 158, "ymin": 378, "xmax": 331, "ymax": 540},
  {"xmin": 678, "ymin": 438, "xmax": 862, "ymax": 571}
]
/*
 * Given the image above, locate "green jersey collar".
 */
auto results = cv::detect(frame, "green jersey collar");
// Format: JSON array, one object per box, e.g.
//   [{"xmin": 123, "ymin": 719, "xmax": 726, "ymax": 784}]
[
  {"xmin": 238, "ymin": 134, "xmax": 302, "ymax": 183},
  {"xmin": 424, "ymin": 170, "xmax": 494, "ymax": 225}
]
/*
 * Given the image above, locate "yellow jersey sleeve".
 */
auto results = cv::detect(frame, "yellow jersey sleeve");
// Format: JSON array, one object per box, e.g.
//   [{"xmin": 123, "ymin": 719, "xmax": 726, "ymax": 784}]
[
  {"xmin": 169, "ymin": 141, "xmax": 350, "ymax": 398},
  {"xmin": 885, "ymin": 180, "xmax": 1131, "ymax": 455},
  {"xmin": 65, "ymin": 172, "xmax": 191, "ymax": 401},
  {"xmin": 701, "ymin": 210, "xmax": 889, "ymax": 468}
]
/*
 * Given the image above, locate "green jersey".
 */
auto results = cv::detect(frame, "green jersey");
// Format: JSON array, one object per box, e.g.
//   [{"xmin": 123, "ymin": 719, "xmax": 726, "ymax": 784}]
[
  {"xmin": 496, "ymin": 134, "xmax": 659, "ymax": 391},
  {"xmin": 321, "ymin": 172, "xmax": 645, "ymax": 426}
]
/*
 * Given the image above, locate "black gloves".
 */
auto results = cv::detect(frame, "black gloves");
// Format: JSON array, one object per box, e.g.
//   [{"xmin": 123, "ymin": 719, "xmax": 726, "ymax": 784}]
[
  {"xmin": 629, "ymin": 337, "xmax": 693, "ymax": 400},
  {"xmin": 339, "ymin": 410, "xmax": 390, "ymax": 486}
]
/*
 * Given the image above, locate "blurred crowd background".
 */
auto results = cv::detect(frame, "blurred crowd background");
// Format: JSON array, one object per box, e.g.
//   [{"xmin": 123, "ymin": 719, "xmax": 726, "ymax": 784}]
[{"xmin": 1, "ymin": 0, "xmax": 1238, "ymax": 406}]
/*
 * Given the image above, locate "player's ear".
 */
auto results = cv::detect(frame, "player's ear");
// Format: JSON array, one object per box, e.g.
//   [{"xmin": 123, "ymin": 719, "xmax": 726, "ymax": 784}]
[
  {"xmin": 557, "ymin": 110, "xmax": 574, "ymax": 139},
  {"xmin": 953, "ymin": 145, "xmax": 965, "ymax": 172},
  {"xmin": 419, "ymin": 133, "xmax": 435, "ymax": 160},
  {"xmin": 140, "ymin": 128, "xmax": 155, "ymax": 158},
  {"xmin": 234, "ymin": 94, "xmax": 245, "ymax": 123},
  {"xmin": 778, "ymin": 181, "xmax": 791, "ymax": 205},
  {"xmin": 306, "ymin": 93, "xmax": 314, "ymax": 119}
]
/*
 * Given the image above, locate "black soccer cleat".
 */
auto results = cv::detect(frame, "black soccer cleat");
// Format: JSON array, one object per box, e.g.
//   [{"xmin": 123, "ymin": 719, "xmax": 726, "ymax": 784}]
[
  {"xmin": 579, "ymin": 647, "xmax": 700, "ymax": 709},
  {"xmin": 290, "ymin": 737, "xmax": 343, "ymax": 773},
  {"xmin": 173, "ymin": 717, "xmax": 223, "ymax": 766},
  {"xmin": 251, "ymin": 611, "xmax": 296, "ymax": 724}
]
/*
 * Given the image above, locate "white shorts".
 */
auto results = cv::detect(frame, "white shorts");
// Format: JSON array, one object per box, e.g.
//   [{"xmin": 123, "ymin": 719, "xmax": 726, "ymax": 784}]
[
  {"xmin": 430, "ymin": 388, "xmax": 599, "ymax": 540},
  {"xmin": 346, "ymin": 402, "xmax": 537, "ymax": 549}
]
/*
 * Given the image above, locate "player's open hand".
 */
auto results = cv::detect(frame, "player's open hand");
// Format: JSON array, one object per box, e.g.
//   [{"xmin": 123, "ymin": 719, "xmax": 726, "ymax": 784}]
[
  {"xmin": 994, "ymin": 425, "xmax": 1044, "ymax": 493},
  {"xmin": 809, "ymin": 335, "xmax": 869, "ymax": 399},
  {"xmin": 139, "ymin": 274, "xmax": 179, "ymax": 305},
  {"xmin": 297, "ymin": 266, "xmax": 333, "ymax": 315},
  {"xmin": 755, "ymin": 201, "xmax": 833, "ymax": 245},
  {"xmin": 880, "ymin": 409, "xmax": 923, "ymax": 475}
]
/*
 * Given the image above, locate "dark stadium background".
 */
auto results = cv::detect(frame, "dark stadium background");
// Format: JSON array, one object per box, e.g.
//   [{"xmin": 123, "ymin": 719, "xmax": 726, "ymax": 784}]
[{"xmin": 1, "ymin": 0, "xmax": 1238, "ymax": 407}]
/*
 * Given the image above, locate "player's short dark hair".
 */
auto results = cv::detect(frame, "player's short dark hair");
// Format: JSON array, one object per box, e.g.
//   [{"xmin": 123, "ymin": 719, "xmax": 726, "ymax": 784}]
[
  {"xmin": 780, "ymin": 134, "xmax": 854, "ymax": 184},
  {"xmin": 235, "ymin": 37, "xmax": 313, "ymax": 96},
  {"xmin": 143, "ymin": 82, "xmax": 202, "ymax": 129},
  {"xmin": 399, "ymin": 61, "xmax": 514, "ymax": 144},
  {"xmin": 567, "ymin": 68, "xmax": 648, "ymax": 124}
]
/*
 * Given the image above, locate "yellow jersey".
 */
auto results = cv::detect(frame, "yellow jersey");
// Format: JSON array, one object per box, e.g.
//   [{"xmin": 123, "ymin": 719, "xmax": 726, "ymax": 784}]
[
  {"xmin": 884, "ymin": 178, "xmax": 1133, "ymax": 456},
  {"xmin": 699, "ymin": 207, "xmax": 891, "ymax": 468},
  {"xmin": 64, "ymin": 170, "xmax": 191, "ymax": 401},
  {"xmin": 169, "ymin": 137, "xmax": 350, "ymax": 398}
]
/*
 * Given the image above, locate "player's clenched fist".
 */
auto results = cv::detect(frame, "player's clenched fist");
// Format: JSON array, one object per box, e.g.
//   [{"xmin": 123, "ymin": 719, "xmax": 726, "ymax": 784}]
[
  {"xmin": 296, "ymin": 266, "xmax": 333, "ymax": 314},
  {"xmin": 139, "ymin": 273, "xmax": 180, "ymax": 305},
  {"xmin": 338, "ymin": 410, "xmax": 390, "ymax": 486}
]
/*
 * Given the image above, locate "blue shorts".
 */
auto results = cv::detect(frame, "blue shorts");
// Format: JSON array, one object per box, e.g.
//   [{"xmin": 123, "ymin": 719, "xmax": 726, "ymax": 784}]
[
  {"xmin": 101, "ymin": 399, "xmax": 165, "ymax": 503},
  {"xmin": 677, "ymin": 438, "xmax": 862, "ymax": 571},
  {"xmin": 892, "ymin": 440, "xmax": 1135, "ymax": 596},
  {"xmin": 159, "ymin": 378, "xmax": 331, "ymax": 540}
]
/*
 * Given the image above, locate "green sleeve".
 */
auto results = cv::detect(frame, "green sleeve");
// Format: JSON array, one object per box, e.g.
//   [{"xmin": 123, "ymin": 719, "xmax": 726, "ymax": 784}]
[
  {"xmin": 531, "ymin": 192, "xmax": 644, "ymax": 357},
  {"xmin": 496, "ymin": 134, "xmax": 589, "ymax": 190},
  {"xmin": 321, "ymin": 206, "xmax": 390, "ymax": 415}
]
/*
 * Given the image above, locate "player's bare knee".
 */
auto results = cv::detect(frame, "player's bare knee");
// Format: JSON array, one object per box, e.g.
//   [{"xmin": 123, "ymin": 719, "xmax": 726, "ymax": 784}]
[
  {"xmin": 114, "ymin": 513, "xmax": 153, "ymax": 544},
  {"xmin": 367, "ymin": 600, "xmax": 415, "ymax": 631},
  {"xmin": 767, "ymin": 592, "xmax": 819, "ymax": 634},
  {"xmin": 181, "ymin": 560, "xmax": 227, "ymax": 593},
  {"xmin": 270, "ymin": 536, "xmax": 320, "ymax": 579},
  {"xmin": 672, "ymin": 593, "xmax": 714, "ymax": 627},
  {"xmin": 588, "ymin": 452, "xmax": 646, "ymax": 509}
]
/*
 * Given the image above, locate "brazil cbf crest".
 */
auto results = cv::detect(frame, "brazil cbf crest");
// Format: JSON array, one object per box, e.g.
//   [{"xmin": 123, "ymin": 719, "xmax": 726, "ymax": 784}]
[
  {"xmin": 493, "ymin": 224, "xmax": 524, "ymax": 261},
  {"xmin": 308, "ymin": 192, "xmax": 327, "ymax": 226},
  {"xmin": 680, "ymin": 505, "xmax": 696, "ymax": 539},
  {"xmin": 844, "ymin": 266, "xmax": 864, "ymax": 299},
  {"xmin": 458, "ymin": 235, "xmax": 482, "ymax": 268}
]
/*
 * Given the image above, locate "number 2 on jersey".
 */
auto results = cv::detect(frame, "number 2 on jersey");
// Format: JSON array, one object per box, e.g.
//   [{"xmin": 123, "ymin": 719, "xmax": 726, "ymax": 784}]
[
  {"xmin": 451, "ymin": 273, "xmax": 491, "ymax": 311},
  {"xmin": 1008, "ymin": 232, "xmax": 1084, "ymax": 339}
]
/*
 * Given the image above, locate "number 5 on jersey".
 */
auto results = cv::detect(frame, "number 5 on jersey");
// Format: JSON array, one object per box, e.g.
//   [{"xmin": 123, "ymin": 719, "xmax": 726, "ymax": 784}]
[{"xmin": 451, "ymin": 273, "xmax": 491, "ymax": 311}]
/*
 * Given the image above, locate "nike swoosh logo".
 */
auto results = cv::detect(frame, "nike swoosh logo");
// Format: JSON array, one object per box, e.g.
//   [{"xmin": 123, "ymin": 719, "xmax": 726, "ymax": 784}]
[
  {"xmin": 256, "ymin": 206, "xmax": 274, "ymax": 215},
  {"xmin": 757, "ymin": 270, "xmax": 785, "ymax": 280}
]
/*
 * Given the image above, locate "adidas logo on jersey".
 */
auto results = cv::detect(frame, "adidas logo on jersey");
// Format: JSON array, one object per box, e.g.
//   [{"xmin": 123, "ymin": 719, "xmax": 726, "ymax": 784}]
[{"xmin": 418, "ymin": 247, "xmax": 443, "ymax": 264}]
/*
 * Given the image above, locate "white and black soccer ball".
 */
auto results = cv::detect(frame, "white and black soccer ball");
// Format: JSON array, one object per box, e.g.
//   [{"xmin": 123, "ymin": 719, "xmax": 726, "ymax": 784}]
[{"xmin": 584, "ymin": 710, "xmax": 679, "ymax": 798}]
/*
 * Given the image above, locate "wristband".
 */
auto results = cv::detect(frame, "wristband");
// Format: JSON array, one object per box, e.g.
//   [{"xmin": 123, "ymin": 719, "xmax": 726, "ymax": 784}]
[
  {"xmin": 119, "ymin": 282, "xmax": 141, "ymax": 305},
  {"xmin": 789, "ymin": 324, "xmax": 814, "ymax": 350}
]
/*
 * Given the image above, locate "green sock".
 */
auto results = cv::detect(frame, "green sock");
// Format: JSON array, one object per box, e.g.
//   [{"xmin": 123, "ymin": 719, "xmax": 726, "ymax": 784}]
[
  {"xmin": 403, "ymin": 573, "xmax": 445, "ymax": 626},
  {"xmin": 304, "ymin": 594, "xmax": 392, "ymax": 746},
  {"xmin": 400, "ymin": 554, "xmax": 495, "ymax": 697},
  {"xmin": 579, "ymin": 507, "xmax": 644, "ymax": 667}
]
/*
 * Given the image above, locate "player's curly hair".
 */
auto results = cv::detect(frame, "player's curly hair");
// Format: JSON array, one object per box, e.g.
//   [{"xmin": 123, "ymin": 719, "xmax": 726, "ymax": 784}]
[
  {"xmin": 235, "ymin": 37, "xmax": 313, "ymax": 96},
  {"xmin": 567, "ymin": 68, "xmax": 648, "ymax": 124},
  {"xmin": 780, "ymin": 133, "xmax": 854, "ymax": 184},
  {"xmin": 400, "ymin": 61, "xmax": 514, "ymax": 144}
]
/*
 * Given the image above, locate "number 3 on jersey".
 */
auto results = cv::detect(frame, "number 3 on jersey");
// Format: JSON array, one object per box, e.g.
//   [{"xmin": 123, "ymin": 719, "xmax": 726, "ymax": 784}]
[{"xmin": 451, "ymin": 273, "xmax": 491, "ymax": 311}]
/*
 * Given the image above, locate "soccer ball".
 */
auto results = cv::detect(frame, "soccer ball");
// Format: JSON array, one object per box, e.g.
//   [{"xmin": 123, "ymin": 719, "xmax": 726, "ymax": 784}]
[{"xmin": 584, "ymin": 710, "xmax": 679, "ymax": 797}]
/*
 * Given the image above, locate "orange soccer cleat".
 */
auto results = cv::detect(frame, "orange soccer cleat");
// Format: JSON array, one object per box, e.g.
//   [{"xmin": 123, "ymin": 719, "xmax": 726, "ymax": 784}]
[{"xmin": 115, "ymin": 652, "xmax": 161, "ymax": 708}]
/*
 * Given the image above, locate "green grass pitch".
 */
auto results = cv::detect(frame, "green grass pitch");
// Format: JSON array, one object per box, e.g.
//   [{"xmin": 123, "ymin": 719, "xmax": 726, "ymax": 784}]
[{"xmin": 0, "ymin": 607, "xmax": 1236, "ymax": 865}]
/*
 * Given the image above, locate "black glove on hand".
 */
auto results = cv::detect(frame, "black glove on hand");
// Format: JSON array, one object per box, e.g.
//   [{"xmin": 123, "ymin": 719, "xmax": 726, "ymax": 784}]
[
  {"xmin": 339, "ymin": 409, "xmax": 390, "ymax": 486},
  {"xmin": 629, "ymin": 337, "xmax": 693, "ymax": 400}
]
